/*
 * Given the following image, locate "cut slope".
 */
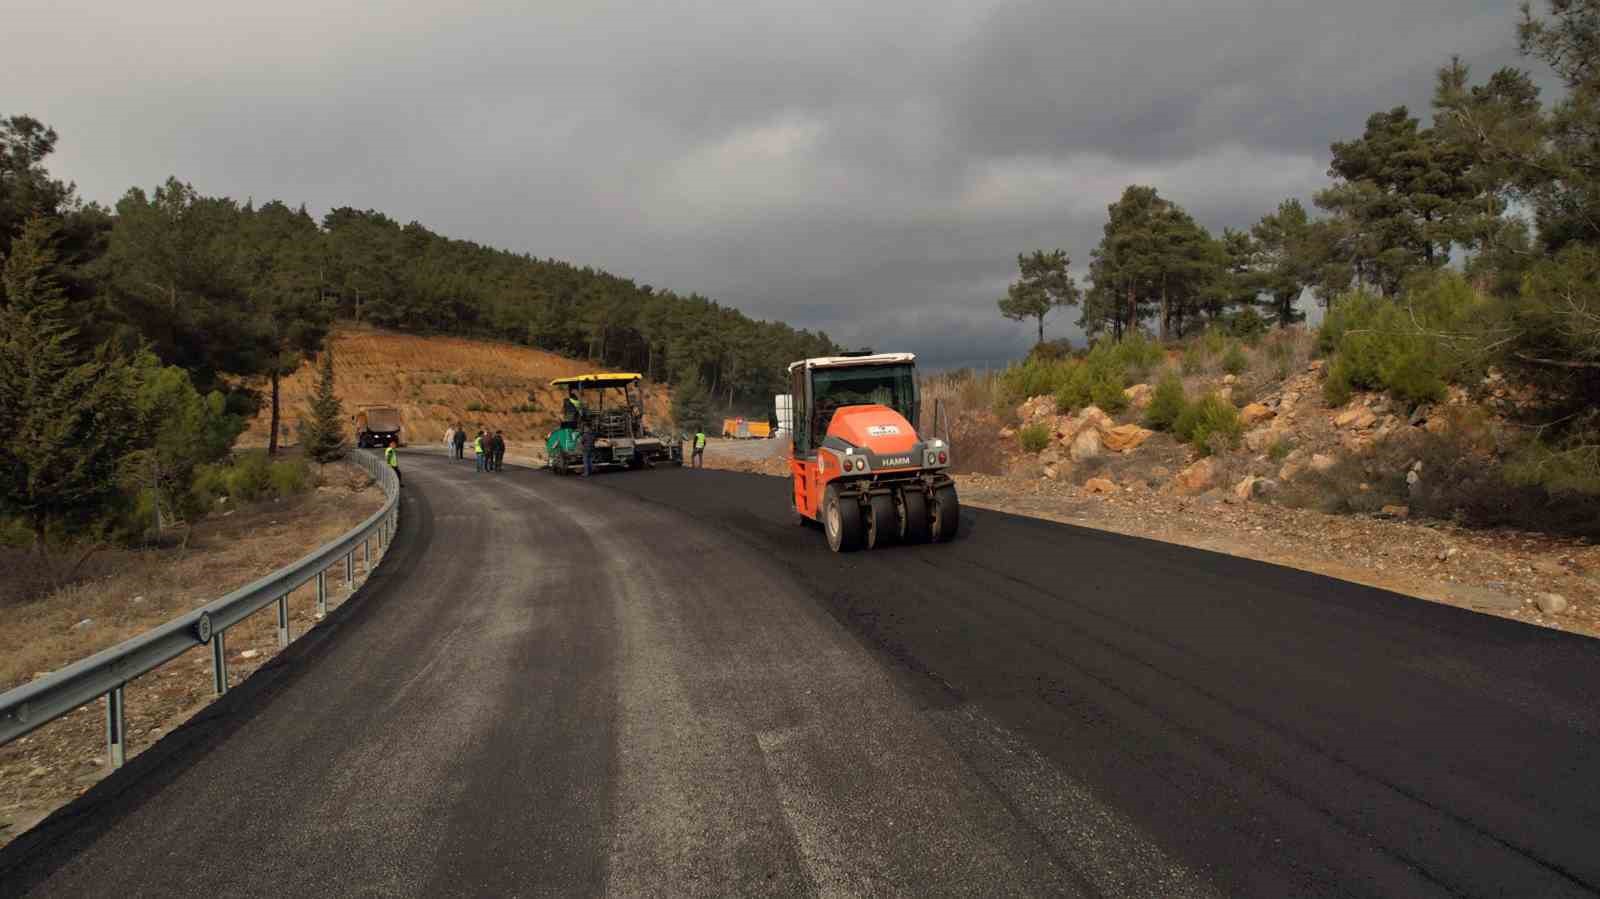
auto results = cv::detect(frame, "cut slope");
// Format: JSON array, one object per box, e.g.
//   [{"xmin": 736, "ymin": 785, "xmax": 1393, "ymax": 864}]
[{"xmin": 244, "ymin": 325, "xmax": 673, "ymax": 448}]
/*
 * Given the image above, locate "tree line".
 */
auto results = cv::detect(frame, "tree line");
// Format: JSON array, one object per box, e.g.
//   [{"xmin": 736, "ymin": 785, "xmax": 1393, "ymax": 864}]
[
  {"xmin": 999, "ymin": 0, "xmax": 1600, "ymax": 496},
  {"xmin": 0, "ymin": 117, "xmax": 834, "ymax": 561}
]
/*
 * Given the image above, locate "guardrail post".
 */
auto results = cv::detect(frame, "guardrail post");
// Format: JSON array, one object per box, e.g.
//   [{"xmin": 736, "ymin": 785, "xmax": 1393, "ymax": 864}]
[
  {"xmin": 211, "ymin": 629, "xmax": 228, "ymax": 696},
  {"xmin": 105, "ymin": 686, "xmax": 126, "ymax": 769},
  {"xmin": 277, "ymin": 593, "xmax": 290, "ymax": 648},
  {"xmin": 345, "ymin": 550, "xmax": 355, "ymax": 594}
]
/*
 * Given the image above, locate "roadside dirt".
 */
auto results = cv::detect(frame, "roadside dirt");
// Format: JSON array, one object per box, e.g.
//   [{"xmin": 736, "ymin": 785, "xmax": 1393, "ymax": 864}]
[
  {"xmin": 698, "ymin": 442, "xmax": 1600, "ymax": 640},
  {"xmin": 0, "ymin": 461, "xmax": 387, "ymax": 848},
  {"xmin": 241, "ymin": 325, "xmax": 672, "ymax": 450}
]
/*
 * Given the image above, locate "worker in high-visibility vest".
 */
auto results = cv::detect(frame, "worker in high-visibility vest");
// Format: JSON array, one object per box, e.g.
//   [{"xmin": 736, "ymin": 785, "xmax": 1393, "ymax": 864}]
[
  {"xmin": 692, "ymin": 430, "xmax": 706, "ymax": 468},
  {"xmin": 473, "ymin": 431, "xmax": 486, "ymax": 472},
  {"xmin": 385, "ymin": 438, "xmax": 402, "ymax": 487}
]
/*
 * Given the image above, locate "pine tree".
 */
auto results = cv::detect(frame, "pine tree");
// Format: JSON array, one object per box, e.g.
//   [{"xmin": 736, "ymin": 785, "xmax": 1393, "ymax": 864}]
[
  {"xmin": 997, "ymin": 250, "xmax": 1080, "ymax": 344},
  {"xmin": 0, "ymin": 215, "xmax": 145, "ymax": 571},
  {"xmin": 670, "ymin": 374, "xmax": 713, "ymax": 434},
  {"xmin": 300, "ymin": 349, "xmax": 347, "ymax": 463}
]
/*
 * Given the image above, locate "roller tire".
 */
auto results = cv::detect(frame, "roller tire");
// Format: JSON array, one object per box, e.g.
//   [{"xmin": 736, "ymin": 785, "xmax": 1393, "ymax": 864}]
[
  {"xmin": 931, "ymin": 484, "xmax": 961, "ymax": 543},
  {"xmin": 823, "ymin": 484, "xmax": 864, "ymax": 553},
  {"xmin": 866, "ymin": 493, "xmax": 899, "ymax": 550},
  {"xmin": 901, "ymin": 489, "xmax": 932, "ymax": 544}
]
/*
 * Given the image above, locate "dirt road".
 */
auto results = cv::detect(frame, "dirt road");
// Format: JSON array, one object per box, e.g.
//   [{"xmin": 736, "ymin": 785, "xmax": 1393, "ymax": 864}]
[{"xmin": 3, "ymin": 454, "xmax": 1597, "ymax": 897}]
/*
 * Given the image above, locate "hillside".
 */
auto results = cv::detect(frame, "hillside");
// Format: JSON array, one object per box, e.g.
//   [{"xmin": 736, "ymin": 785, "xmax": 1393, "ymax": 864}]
[{"xmin": 243, "ymin": 326, "xmax": 673, "ymax": 448}]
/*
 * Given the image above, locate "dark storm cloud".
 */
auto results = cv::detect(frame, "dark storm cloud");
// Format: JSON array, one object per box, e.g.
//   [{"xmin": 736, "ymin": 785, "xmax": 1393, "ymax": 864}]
[{"xmin": 13, "ymin": 0, "xmax": 1542, "ymax": 367}]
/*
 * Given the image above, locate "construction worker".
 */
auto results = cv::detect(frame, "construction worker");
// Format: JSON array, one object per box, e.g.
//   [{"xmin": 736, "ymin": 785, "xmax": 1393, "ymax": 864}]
[
  {"xmin": 563, "ymin": 388, "xmax": 584, "ymax": 427},
  {"xmin": 692, "ymin": 429, "xmax": 706, "ymax": 468},
  {"xmin": 452, "ymin": 425, "xmax": 467, "ymax": 460},
  {"xmin": 581, "ymin": 422, "xmax": 596, "ymax": 478},
  {"xmin": 385, "ymin": 437, "xmax": 402, "ymax": 487},
  {"xmin": 491, "ymin": 431, "xmax": 506, "ymax": 472},
  {"xmin": 473, "ymin": 431, "xmax": 486, "ymax": 472}
]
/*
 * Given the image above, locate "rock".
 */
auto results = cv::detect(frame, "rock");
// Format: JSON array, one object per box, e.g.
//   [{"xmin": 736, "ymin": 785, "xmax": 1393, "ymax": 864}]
[
  {"xmin": 1240, "ymin": 403, "xmax": 1274, "ymax": 426},
  {"xmin": 1218, "ymin": 386, "xmax": 1233, "ymax": 403},
  {"xmin": 1409, "ymin": 404, "xmax": 1431, "ymax": 426},
  {"xmin": 1411, "ymin": 460, "xmax": 1424, "ymax": 473},
  {"xmin": 1232, "ymin": 476, "xmax": 1260, "ymax": 501},
  {"xmin": 1174, "ymin": 457, "xmax": 1219, "ymax": 494},
  {"xmin": 1102, "ymin": 424, "xmax": 1153, "ymax": 453},
  {"xmin": 1438, "ymin": 546, "xmax": 1459, "ymax": 561},
  {"xmin": 239, "ymin": 649, "xmax": 261, "ymax": 660},
  {"xmin": 1017, "ymin": 395, "xmax": 1056, "ymax": 424},
  {"xmin": 1309, "ymin": 453, "xmax": 1337, "ymax": 473},
  {"xmin": 130, "ymin": 595, "xmax": 145, "ymax": 604},
  {"xmin": 1069, "ymin": 426, "xmax": 1103, "ymax": 462},
  {"xmin": 29, "ymin": 767, "xmax": 49, "ymax": 779},
  {"xmin": 1424, "ymin": 416, "xmax": 1450, "ymax": 435},
  {"xmin": 999, "ymin": 427, "xmax": 1015, "ymax": 439},
  {"xmin": 216, "ymin": 496, "xmax": 229, "ymax": 506},
  {"xmin": 1123, "ymin": 383, "xmax": 1153, "ymax": 409},
  {"xmin": 1279, "ymin": 391, "xmax": 1301, "ymax": 410},
  {"xmin": 1039, "ymin": 447, "xmax": 1064, "ymax": 467},
  {"xmin": 1406, "ymin": 470, "xmax": 1420, "ymax": 486},
  {"xmin": 1341, "ymin": 433, "xmax": 1373, "ymax": 454},
  {"xmin": 1307, "ymin": 360, "xmax": 1326, "ymax": 373},
  {"xmin": 1379, "ymin": 504, "xmax": 1410, "ymax": 519},
  {"xmin": 1334, "ymin": 406, "xmax": 1378, "ymax": 429},
  {"xmin": 1079, "ymin": 405, "xmax": 1114, "ymax": 432},
  {"xmin": 1536, "ymin": 592, "xmax": 1570, "ymax": 615},
  {"xmin": 1223, "ymin": 373, "xmax": 1237, "ymax": 385},
  {"xmin": 1255, "ymin": 479, "xmax": 1279, "ymax": 496},
  {"xmin": 72, "ymin": 618, "xmax": 94, "ymax": 631},
  {"xmin": 1042, "ymin": 465, "xmax": 1062, "ymax": 481},
  {"xmin": 1084, "ymin": 477, "xmax": 1119, "ymax": 495},
  {"xmin": 1150, "ymin": 465, "xmax": 1171, "ymax": 478},
  {"xmin": 1278, "ymin": 462, "xmax": 1303, "ymax": 482},
  {"xmin": 1532, "ymin": 559, "xmax": 1567, "ymax": 578},
  {"xmin": 1244, "ymin": 426, "xmax": 1279, "ymax": 452}
]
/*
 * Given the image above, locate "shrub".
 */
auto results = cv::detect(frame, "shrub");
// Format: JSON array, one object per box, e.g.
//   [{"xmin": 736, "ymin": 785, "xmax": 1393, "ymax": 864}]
[
  {"xmin": 192, "ymin": 452, "xmax": 314, "ymax": 506},
  {"xmin": 1221, "ymin": 342, "xmax": 1249, "ymax": 376},
  {"xmin": 1026, "ymin": 338, "xmax": 1076, "ymax": 363},
  {"xmin": 1268, "ymin": 437, "xmax": 1295, "ymax": 462},
  {"xmin": 1090, "ymin": 369, "xmax": 1129, "ymax": 413},
  {"xmin": 1225, "ymin": 307, "xmax": 1269, "ymax": 341},
  {"xmin": 1173, "ymin": 393, "xmax": 1242, "ymax": 455},
  {"xmin": 1319, "ymin": 274, "xmax": 1483, "ymax": 405},
  {"xmin": 1180, "ymin": 343, "xmax": 1208, "ymax": 375},
  {"xmin": 1109, "ymin": 330, "xmax": 1165, "ymax": 379},
  {"xmin": 1018, "ymin": 422, "xmax": 1052, "ymax": 453},
  {"xmin": 1144, "ymin": 371, "xmax": 1188, "ymax": 431},
  {"xmin": 1000, "ymin": 357, "xmax": 1073, "ymax": 409},
  {"xmin": 465, "ymin": 401, "xmax": 489, "ymax": 412}
]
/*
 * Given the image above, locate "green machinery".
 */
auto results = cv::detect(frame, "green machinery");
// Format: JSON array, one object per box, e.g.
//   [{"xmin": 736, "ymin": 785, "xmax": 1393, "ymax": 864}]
[{"xmin": 545, "ymin": 372, "xmax": 683, "ymax": 474}]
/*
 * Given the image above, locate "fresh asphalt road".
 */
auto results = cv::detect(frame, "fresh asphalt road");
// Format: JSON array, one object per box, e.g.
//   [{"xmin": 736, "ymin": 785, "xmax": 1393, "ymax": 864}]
[{"xmin": 3, "ymin": 453, "xmax": 1599, "ymax": 898}]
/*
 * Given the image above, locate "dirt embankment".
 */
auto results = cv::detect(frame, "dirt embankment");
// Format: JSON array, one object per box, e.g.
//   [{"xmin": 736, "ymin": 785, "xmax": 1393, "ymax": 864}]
[
  {"xmin": 242, "ymin": 325, "xmax": 673, "ymax": 450},
  {"xmin": 0, "ymin": 461, "xmax": 386, "ymax": 848}
]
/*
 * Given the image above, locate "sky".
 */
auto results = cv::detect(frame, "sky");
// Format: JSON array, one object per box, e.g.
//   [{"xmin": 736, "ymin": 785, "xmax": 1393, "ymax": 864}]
[{"xmin": 11, "ymin": 0, "xmax": 1547, "ymax": 370}]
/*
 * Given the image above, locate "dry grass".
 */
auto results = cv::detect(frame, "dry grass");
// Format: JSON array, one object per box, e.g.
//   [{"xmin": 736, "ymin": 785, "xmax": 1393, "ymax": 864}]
[
  {"xmin": 240, "ymin": 325, "xmax": 674, "ymax": 450},
  {"xmin": 0, "ymin": 460, "xmax": 386, "ymax": 846}
]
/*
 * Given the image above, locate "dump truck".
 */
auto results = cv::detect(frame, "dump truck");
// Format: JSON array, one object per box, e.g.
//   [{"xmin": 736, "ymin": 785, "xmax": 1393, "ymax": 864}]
[
  {"xmin": 545, "ymin": 373, "xmax": 682, "ymax": 473},
  {"xmin": 354, "ymin": 406, "xmax": 404, "ymax": 448},
  {"xmin": 786, "ymin": 351, "xmax": 958, "ymax": 552}
]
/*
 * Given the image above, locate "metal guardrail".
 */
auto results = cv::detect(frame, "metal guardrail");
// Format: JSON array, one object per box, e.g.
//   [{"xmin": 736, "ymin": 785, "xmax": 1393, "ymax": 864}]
[{"xmin": 0, "ymin": 449, "xmax": 401, "ymax": 768}]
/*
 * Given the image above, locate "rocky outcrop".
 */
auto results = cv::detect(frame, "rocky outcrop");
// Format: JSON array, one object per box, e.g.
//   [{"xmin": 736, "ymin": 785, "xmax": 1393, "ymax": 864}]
[
  {"xmin": 1102, "ymin": 424, "xmax": 1154, "ymax": 453},
  {"xmin": 1069, "ymin": 426, "xmax": 1102, "ymax": 462},
  {"xmin": 1174, "ymin": 457, "xmax": 1218, "ymax": 494},
  {"xmin": 1084, "ymin": 477, "xmax": 1119, "ymax": 495},
  {"xmin": 1123, "ymin": 383, "xmax": 1153, "ymax": 409}
]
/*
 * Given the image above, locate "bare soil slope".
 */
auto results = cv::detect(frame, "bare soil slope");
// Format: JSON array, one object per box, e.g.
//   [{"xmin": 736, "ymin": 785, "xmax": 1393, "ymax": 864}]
[{"xmin": 244, "ymin": 326, "xmax": 673, "ymax": 449}]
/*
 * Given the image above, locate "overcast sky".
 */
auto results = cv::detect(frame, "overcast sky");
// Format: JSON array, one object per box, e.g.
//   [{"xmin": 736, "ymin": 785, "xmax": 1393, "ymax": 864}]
[{"xmin": 13, "ymin": 0, "xmax": 1542, "ymax": 369}]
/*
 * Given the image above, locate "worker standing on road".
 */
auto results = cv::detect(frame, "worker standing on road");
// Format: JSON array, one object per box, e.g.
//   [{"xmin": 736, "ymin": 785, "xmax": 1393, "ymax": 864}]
[
  {"xmin": 443, "ymin": 426, "xmax": 454, "ymax": 452},
  {"xmin": 581, "ymin": 423, "xmax": 596, "ymax": 478},
  {"xmin": 692, "ymin": 429, "xmax": 706, "ymax": 468},
  {"xmin": 452, "ymin": 425, "xmax": 467, "ymax": 461},
  {"xmin": 386, "ymin": 437, "xmax": 402, "ymax": 487},
  {"xmin": 491, "ymin": 431, "xmax": 506, "ymax": 472},
  {"xmin": 474, "ymin": 431, "xmax": 486, "ymax": 472}
]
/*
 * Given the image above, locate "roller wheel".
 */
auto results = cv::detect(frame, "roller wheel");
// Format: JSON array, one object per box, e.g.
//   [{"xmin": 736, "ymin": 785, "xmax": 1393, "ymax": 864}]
[
  {"xmin": 551, "ymin": 452, "xmax": 565, "ymax": 474},
  {"xmin": 823, "ymin": 484, "xmax": 864, "ymax": 553},
  {"xmin": 900, "ymin": 489, "xmax": 932, "ymax": 544},
  {"xmin": 931, "ymin": 485, "xmax": 961, "ymax": 543},
  {"xmin": 866, "ymin": 493, "xmax": 899, "ymax": 550}
]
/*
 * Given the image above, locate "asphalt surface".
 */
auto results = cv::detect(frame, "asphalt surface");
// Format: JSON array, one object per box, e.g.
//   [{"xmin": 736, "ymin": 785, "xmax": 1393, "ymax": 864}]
[{"xmin": 3, "ymin": 452, "xmax": 1599, "ymax": 897}]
